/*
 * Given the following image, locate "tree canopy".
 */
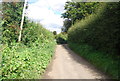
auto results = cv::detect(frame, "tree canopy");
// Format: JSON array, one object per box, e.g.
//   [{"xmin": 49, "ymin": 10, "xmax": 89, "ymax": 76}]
[
  {"xmin": 62, "ymin": 2, "xmax": 100, "ymax": 24},
  {"xmin": 61, "ymin": 2, "xmax": 100, "ymax": 32}
]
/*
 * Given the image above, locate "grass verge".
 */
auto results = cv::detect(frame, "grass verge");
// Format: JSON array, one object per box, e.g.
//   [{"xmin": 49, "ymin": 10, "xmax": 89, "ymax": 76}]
[{"xmin": 68, "ymin": 42, "xmax": 119, "ymax": 79}]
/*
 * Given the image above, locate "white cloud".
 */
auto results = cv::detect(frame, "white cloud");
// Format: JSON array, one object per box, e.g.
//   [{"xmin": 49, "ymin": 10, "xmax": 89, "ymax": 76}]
[{"xmin": 27, "ymin": 0, "xmax": 70, "ymax": 33}]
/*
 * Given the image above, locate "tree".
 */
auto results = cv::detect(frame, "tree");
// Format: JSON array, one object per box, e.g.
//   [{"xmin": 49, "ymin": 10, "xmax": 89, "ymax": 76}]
[
  {"xmin": 53, "ymin": 31, "xmax": 57, "ymax": 35},
  {"xmin": 61, "ymin": 2, "xmax": 100, "ymax": 24},
  {"xmin": 62, "ymin": 19, "xmax": 72, "ymax": 32}
]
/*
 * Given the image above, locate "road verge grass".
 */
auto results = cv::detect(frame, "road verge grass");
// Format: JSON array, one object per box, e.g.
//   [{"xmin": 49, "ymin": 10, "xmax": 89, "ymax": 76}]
[{"xmin": 68, "ymin": 42, "xmax": 119, "ymax": 79}]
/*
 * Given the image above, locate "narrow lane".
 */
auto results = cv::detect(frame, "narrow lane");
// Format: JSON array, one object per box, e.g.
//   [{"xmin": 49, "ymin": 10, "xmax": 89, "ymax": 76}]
[{"xmin": 43, "ymin": 44, "xmax": 108, "ymax": 79}]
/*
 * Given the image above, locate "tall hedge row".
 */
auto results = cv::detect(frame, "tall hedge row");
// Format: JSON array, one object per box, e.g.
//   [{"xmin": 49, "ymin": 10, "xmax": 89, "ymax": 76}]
[
  {"xmin": 68, "ymin": 2, "xmax": 120, "ymax": 55},
  {"xmin": 55, "ymin": 32, "xmax": 68, "ymax": 44},
  {"xmin": 2, "ymin": 22, "xmax": 56, "ymax": 79},
  {"xmin": 1, "ymin": 2, "xmax": 56, "ymax": 79}
]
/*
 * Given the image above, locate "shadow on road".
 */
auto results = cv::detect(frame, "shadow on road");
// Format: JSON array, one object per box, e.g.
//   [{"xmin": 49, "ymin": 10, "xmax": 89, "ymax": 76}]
[
  {"xmin": 61, "ymin": 44, "xmax": 109, "ymax": 79},
  {"xmin": 42, "ymin": 44, "xmax": 112, "ymax": 80}
]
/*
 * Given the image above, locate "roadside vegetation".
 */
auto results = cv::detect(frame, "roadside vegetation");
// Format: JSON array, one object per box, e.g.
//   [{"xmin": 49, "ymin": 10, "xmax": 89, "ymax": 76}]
[
  {"xmin": 69, "ymin": 43, "xmax": 119, "ymax": 79},
  {"xmin": 62, "ymin": 2, "xmax": 119, "ymax": 79},
  {"xmin": 1, "ymin": 2, "xmax": 56, "ymax": 79},
  {"xmin": 55, "ymin": 32, "xmax": 67, "ymax": 44},
  {"xmin": 1, "ymin": 1, "xmax": 120, "ymax": 80}
]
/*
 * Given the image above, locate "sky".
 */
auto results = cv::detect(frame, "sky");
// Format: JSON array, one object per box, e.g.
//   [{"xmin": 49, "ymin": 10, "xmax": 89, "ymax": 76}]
[{"xmin": 27, "ymin": 0, "xmax": 70, "ymax": 34}]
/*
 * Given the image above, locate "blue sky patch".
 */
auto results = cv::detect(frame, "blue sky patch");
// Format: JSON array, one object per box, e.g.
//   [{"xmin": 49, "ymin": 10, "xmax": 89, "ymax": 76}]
[{"xmin": 28, "ymin": 0, "xmax": 38, "ymax": 4}]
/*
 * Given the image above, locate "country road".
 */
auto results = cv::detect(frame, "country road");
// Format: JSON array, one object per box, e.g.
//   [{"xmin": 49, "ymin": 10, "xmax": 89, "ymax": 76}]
[{"xmin": 42, "ymin": 44, "xmax": 109, "ymax": 79}]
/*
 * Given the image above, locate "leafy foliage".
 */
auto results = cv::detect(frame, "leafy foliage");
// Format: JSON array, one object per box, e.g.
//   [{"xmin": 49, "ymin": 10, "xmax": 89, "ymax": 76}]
[
  {"xmin": 1, "ymin": 2, "xmax": 56, "ymax": 79},
  {"xmin": 68, "ymin": 2, "xmax": 120, "ymax": 79},
  {"xmin": 22, "ymin": 22, "xmax": 54, "ymax": 46},
  {"xmin": 61, "ymin": 2, "xmax": 100, "ymax": 32},
  {"xmin": 62, "ymin": 2, "xmax": 100, "ymax": 24},
  {"xmin": 68, "ymin": 2, "xmax": 120, "ymax": 55},
  {"xmin": 55, "ymin": 32, "xmax": 67, "ymax": 44},
  {"xmin": 61, "ymin": 19, "xmax": 72, "ymax": 32},
  {"xmin": 2, "ymin": 41, "xmax": 55, "ymax": 79},
  {"xmin": 2, "ymin": 22, "xmax": 56, "ymax": 79},
  {"xmin": 2, "ymin": 2, "xmax": 29, "ymax": 44},
  {"xmin": 53, "ymin": 31, "xmax": 57, "ymax": 35}
]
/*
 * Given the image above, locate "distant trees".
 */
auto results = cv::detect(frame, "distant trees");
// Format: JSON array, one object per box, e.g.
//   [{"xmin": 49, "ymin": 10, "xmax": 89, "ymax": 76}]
[
  {"xmin": 53, "ymin": 31, "xmax": 57, "ymax": 35},
  {"xmin": 55, "ymin": 32, "xmax": 67, "ymax": 44},
  {"xmin": 61, "ymin": 19, "xmax": 72, "ymax": 32}
]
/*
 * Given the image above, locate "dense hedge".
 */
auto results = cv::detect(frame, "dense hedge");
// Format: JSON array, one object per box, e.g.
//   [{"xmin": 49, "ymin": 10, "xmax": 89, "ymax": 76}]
[
  {"xmin": 68, "ymin": 2, "xmax": 120, "ymax": 55},
  {"xmin": 22, "ymin": 22, "xmax": 55, "ymax": 46},
  {"xmin": 2, "ymin": 2, "xmax": 26, "ymax": 44},
  {"xmin": 1, "ymin": 22, "xmax": 56, "ymax": 79},
  {"xmin": 68, "ymin": 2, "xmax": 119, "ymax": 79},
  {"xmin": 55, "ymin": 32, "xmax": 67, "ymax": 44},
  {"xmin": 1, "ymin": 2, "xmax": 56, "ymax": 79}
]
